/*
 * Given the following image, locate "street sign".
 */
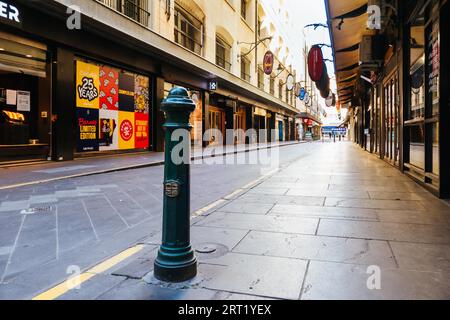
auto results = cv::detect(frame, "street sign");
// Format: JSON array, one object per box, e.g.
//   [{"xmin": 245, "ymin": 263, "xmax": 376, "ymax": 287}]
[
  {"xmin": 308, "ymin": 45, "xmax": 324, "ymax": 82},
  {"xmin": 263, "ymin": 51, "xmax": 274, "ymax": 75}
]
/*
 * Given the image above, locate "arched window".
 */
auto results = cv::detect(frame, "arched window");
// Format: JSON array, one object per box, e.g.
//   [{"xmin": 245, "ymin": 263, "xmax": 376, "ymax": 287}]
[
  {"xmin": 216, "ymin": 36, "xmax": 232, "ymax": 71},
  {"xmin": 174, "ymin": 3, "xmax": 204, "ymax": 55}
]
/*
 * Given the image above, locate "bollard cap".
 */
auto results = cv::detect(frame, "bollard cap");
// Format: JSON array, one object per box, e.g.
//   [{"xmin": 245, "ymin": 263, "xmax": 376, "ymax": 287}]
[{"xmin": 161, "ymin": 87, "xmax": 196, "ymax": 113}]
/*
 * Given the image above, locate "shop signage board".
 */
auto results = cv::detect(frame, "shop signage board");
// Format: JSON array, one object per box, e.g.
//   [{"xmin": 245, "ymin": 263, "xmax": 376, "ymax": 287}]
[
  {"xmin": 308, "ymin": 45, "xmax": 324, "ymax": 82},
  {"xmin": 208, "ymin": 80, "xmax": 218, "ymax": 91},
  {"xmin": 0, "ymin": 1, "xmax": 21, "ymax": 26},
  {"xmin": 263, "ymin": 51, "xmax": 274, "ymax": 75},
  {"xmin": 75, "ymin": 60, "xmax": 150, "ymax": 153}
]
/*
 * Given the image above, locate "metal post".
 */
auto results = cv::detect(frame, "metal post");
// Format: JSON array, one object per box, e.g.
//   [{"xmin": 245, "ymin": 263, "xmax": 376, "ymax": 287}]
[{"xmin": 154, "ymin": 87, "xmax": 197, "ymax": 282}]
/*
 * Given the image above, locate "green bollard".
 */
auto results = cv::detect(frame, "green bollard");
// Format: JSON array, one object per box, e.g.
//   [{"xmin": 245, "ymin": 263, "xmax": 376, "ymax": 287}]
[{"xmin": 154, "ymin": 87, "xmax": 197, "ymax": 282}]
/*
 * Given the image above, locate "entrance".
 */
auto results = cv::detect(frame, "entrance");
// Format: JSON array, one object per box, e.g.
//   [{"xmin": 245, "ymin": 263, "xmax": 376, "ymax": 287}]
[{"xmin": 0, "ymin": 32, "xmax": 51, "ymax": 163}]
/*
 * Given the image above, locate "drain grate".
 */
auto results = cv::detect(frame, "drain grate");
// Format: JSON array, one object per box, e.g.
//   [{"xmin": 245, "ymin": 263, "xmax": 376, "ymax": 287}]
[{"xmin": 20, "ymin": 206, "xmax": 53, "ymax": 215}]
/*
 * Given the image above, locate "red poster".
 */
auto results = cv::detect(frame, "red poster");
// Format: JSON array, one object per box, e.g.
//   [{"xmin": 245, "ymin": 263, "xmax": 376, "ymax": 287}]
[
  {"xmin": 100, "ymin": 66, "xmax": 119, "ymax": 111},
  {"xmin": 135, "ymin": 113, "xmax": 149, "ymax": 149}
]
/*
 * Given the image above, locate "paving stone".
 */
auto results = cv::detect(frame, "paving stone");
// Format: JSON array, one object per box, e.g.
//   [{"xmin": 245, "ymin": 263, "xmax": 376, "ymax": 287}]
[
  {"xmin": 219, "ymin": 201, "xmax": 274, "ymax": 214},
  {"xmin": 247, "ymin": 188, "xmax": 289, "ymax": 195},
  {"xmin": 390, "ymin": 242, "xmax": 450, "ymax": 273},
  {"xmin": 318, "ymin": 219, "xmax": 450, "ymax": 244},
  {"xmin": 201, "ymin": 253, "xmax": 307, "ymax": 300},
  {"xmin": 57, "ymin": 274, "xmax": 127, "ymax": 300},
  {"xmin": 286, "ymin": 189, "xmax": 370, "ymax": 199},
  {"xmin": 368, "ymin": 191, "xmax": 433, "ymax": 201},
  {"xmin": 324, "ymin": 198, "xmax": 425, "ymax": 211},
  {"xmin": 376, "ymin": 210, "xmax": 450, "ymax": 225},
  {"xmin": 196, "ymin": 212, "xmax": 318, "ymax": 235},
  {"xmin": 233, "ymin": 231, "xmax": 396, "ymax": 267},
  {"xmin": 301, "ymin": 260, "xmax": 450, "ymax": 300},
  {"xmin": 270, "ymin": 204, "xmax": 378, "ymax": 220}
]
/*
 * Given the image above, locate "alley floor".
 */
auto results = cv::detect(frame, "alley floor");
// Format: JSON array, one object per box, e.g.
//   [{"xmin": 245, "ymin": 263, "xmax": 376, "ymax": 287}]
[{"xmin": 1, "ymin": 141, "xmax": 450, "ymax": 300}]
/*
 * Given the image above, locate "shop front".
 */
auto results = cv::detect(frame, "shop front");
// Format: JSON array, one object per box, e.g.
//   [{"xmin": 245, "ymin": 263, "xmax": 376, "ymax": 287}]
[{"xmin": 0, "ymin": 31, "xmax": 51, "ymax": 163}]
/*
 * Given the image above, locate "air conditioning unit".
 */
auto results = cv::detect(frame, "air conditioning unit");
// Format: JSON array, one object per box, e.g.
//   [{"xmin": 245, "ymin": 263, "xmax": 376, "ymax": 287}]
[{"xmin": 359, "ymin": 35, "xmax": 386, "ymax": 71}]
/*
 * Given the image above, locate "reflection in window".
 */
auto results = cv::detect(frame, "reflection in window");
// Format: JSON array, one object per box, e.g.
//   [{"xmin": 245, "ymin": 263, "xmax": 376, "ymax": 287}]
[
  {"xmin": 409, "ymin": 124, "xmax": 425, "ymax": 169},
  {"xmin": 174, "ymin": 5, "xmax": 203, "ymax": 55},
  {"xmin": 410, "ymin": 14, "xmax": 425, "ymax": 120}
]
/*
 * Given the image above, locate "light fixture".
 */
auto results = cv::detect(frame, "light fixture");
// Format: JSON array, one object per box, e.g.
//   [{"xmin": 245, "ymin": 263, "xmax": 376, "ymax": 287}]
[
  {"xmin": 26, "ymin": 54, "xmax": 33, "ymax": 58},
  {"xmin": 0, "ymin": 48, "xmax": 4, "ymax": 51}
]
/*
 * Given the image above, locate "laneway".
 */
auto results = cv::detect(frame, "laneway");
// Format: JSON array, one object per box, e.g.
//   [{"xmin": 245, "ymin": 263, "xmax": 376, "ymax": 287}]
[
  {"xmin": 10, "ymin": 140, "xmax": 450, "ymax": 300},
  {"xmin": 0, "ymin": 142, "xmax": 316, "ymax": 299}
]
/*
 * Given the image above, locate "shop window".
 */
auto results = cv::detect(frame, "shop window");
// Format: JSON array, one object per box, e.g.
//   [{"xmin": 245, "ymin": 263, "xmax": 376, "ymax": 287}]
[
  {"xmin": 408, "ymin": 124, "xmax": 425, "ymax": 169},
  {"xmin": 174, "ymin": 5, "xmax": 203, "ymax": 55},
  {"xmin": 240, "ymin": 57, "xmax": 251, "ymax": 82},
  {"xmin": 75, "ymin": 60, "xmax": 150, "ymax": 153},
  {"xmin": 409, "ymin": 13, "xmax": 425, "ymax": 121},
  {"xmin": 216, "ymin": 36, "xmax": 232, "ymax": 71}
]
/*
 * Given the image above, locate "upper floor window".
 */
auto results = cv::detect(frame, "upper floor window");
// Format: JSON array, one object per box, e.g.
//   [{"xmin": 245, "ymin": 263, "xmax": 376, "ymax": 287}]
[
  {"xmin": 269, "ymin": 76, "xmax": 275, "ymax": 95},
  {"xmin": 241, "ymin": 0, "xmax": 248, "ymax": 20},
  {"xmin": 258, "ymin": 68, "xmax": 265, "ymax": 90},
  {"xmin": 241, "ymin": 57, "xmax": 251, "ymax": 82},
  {"xmin": 174, "ymin": 5, "xmax": 203, "ymax": 55},
  {"xmin": 216, "ymin": 36, "xmax": 232, "ymax": 71},
  {"xmin": 98, "ymin": 0, "xmax": 150, "ymax": 26},
  {"xmin": 279, "ymin": 81, "xmax": 284, "ymax": 101}
]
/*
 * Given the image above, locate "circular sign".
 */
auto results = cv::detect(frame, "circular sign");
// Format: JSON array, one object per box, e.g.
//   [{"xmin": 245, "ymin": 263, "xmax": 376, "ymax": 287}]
[
  {"xmin": 120, "ymin": 119, "xmax": 134, "ymax": 141},
  {"xmin": 263, "ymin": 51, "xmax": 275, "ymax": 75},
  {"xmin": 308, "ymin": 45, "xmax": 324, "ymax": 82},
  {"xmin": 299, "ymin": 88, "xmax": 306, "ymax": 100},
  {"xmin": 325, "ymin": 93, "xmax": 336, "ymax": 107},
  {"xmin": 286, "ymin": 74, "xmax": 295, "ymax": 91}
]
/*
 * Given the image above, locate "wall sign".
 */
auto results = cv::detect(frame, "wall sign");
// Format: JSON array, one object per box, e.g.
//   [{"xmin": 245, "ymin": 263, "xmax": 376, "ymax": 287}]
[
  {"xmin": 308, "ymin": 45, "xmax": 324, "ymax": 82},
  {"xmin": 208, "ymin": 80, "xmax": 218, "ymax": 91},
  {"xmin": 0, "ymin": 1, "xmax": 21, "ymax": 25},
  {"xmin": 263, "ymin": 51, "xmax": 274, "ymax": 75},
  {"xmin": 17, "ymin": 90, "xmax": 30, "ymax": 111},
  {"xmin": 286, "ymin": 74, "xmax": 295, "ymax": 91}
]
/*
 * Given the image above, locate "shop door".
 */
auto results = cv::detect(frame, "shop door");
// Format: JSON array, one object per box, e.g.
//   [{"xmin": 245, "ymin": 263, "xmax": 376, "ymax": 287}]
[
  {"xmin": 278, "ymin": 121, "xmax": 283, "ymax": 141},
  {"xmin": 208, "ymin": 108, "xmax": 225, "ymax": 145}
]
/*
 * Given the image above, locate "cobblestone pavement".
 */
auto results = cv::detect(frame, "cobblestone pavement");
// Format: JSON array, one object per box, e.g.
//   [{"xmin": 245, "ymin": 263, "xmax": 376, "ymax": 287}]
[{"xmin": 52, "ymin": 141, "xmax": 450, "ymax": 300}]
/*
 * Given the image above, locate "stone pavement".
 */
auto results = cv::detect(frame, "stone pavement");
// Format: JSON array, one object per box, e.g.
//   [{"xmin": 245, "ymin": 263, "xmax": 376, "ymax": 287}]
[
  {"xmin": 50, "ymin": 142, "xmax": 450, "ymax": 300},
  {"xmin": 0, "ymin": 141, "xmax": 298, "ymax": 190}
]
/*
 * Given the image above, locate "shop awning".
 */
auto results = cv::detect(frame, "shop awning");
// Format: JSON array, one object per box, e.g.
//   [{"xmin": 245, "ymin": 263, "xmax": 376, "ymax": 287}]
[
  {"xmin": 296, "ymin": 112, "xmax": 322, "ymax": 125},
  {"xmin": 325, "ymin": 0, "xmax": 371, "ymax": 105}
]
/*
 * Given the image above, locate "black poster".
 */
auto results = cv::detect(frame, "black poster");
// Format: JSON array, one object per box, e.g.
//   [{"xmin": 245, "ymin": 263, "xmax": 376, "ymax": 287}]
[
  {"xmin": 118, "ymin": 73, "xmax": 135, "ymax": 112},
  {"xmin": 76, "ymin": 108, "xmax": 99, "ymax": 152}
]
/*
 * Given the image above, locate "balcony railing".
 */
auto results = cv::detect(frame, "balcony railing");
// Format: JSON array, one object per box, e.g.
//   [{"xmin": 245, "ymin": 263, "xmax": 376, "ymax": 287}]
[
  {"xmin": 241, "ymin": 72, "xmax": 251, "ymax": 82},
  {"xmin": 97, "ymin": 0, "xmax": 150, "ymax": 27},
  {"xmin": 174, "ymin": 10, "xmax": 203, "ymax": 55},
  {"xmin": 216, "ymin": 55, "xmax": 232, "ymax": 72}
]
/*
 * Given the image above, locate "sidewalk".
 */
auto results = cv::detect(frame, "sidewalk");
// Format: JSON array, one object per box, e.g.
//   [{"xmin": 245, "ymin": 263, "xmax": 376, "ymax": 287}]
[
  {"xmin": 46, "ymin": 142, "xmax": 450, "ymax": 300},
  {"xmin": 0, "ymin": 141, "xmax": 300, "ymax": 190}
]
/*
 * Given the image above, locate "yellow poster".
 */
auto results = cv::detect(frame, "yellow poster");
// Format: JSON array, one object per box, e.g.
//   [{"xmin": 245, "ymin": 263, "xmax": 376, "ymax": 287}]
[
  {"xmin": 118, "ymin": 111, "xmax": 135, "ymax": 150},
  {"xmin": 76, "ymin": 61, "xmax": 100, "ymax": 109}
]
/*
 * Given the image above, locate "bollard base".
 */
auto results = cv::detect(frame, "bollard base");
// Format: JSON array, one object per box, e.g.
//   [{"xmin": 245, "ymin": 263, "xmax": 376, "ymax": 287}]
[{"xmin": 154, "ymin": 259, "xmax": 198, "ymax": 283}]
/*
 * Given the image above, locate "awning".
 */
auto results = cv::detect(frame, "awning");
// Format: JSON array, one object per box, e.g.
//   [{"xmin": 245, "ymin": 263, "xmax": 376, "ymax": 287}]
[
  {"xmin": 296, "ymin": 112, "xmax": 322, "ymax": 125},
  {"xmin": 325, "ymin": 0, "xmax": 372, "ymax": 105}
]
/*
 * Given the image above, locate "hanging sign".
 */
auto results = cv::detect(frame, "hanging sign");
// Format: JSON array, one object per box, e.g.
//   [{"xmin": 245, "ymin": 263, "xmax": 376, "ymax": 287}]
[
  {"xmin": 299, "ymin": 88, "xmax": 306, "ymax": 101},
  {"xmin": 208, "ymin": 80, "xmax": 218, "ymax": 91},
  {"xmin": 308, "ymin": 45, "xmax": 324, "ymax": 82},
  {"xmin": 263, "ymin": 51, "xmax": 274, "ymax": 75},
  {"xmin": 286, "ymin": 74, "xmax": 295, "ymax": 91},
  {"xmin": 325, "ymin": 93, "xmax": 336, "ymax": 107}
]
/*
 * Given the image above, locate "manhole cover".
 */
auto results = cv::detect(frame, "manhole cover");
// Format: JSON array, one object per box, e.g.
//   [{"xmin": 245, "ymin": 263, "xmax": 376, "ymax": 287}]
[
  {"xmin": 194, "ymin": 243, "xmax": 228, "ymax": 259},
  {"xmin": 196, "ymin": 245, "xmax": 217, "ymax": 254},
  {"xmin": 20, "ymin": 206, "xmax": 53, "ymax": 215}
]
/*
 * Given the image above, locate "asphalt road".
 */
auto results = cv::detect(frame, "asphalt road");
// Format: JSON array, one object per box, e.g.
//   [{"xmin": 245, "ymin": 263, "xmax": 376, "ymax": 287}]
[{"xmin": 0, "ymin": 142, "xmax": 320, "ymax": 299}]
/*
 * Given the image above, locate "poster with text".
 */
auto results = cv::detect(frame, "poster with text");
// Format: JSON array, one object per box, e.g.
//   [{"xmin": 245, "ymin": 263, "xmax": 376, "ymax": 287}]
[
  {"xmin": 119, "ymin": 73, "xmax": 135, "ymax": 112},
  {"xmin": 135, "ymin": 113, "xmax": 149, "ymax": 149},
  {"xmin": 77, "ymin": 108, "xmax": 99, "ymax": 152},
  {"xmin": 100, "ymin": 66, "xmax": 119, "ymax": 111},
  {"xmin": 118, "ymin": 111, "xmax": 135, "ymax": 150},
  {"xmin": 99, "ymin": 109, "xmax": 119, "ymax": 151},
  {"xmin": 76, "ymin": 61, "xmax": 100, "ymax": 109},
  {"xmin": 134, "ymin": 75, "xmax": 149, "ymax": 114}
]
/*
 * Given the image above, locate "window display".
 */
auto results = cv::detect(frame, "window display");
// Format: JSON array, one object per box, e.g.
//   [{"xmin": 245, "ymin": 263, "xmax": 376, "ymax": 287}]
[{"xmin": 75, "ymin": 60, "xmax": 150, "ymax": 153}]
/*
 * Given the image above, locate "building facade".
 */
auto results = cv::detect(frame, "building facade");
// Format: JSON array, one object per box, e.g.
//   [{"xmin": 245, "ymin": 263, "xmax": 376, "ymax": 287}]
[
  {"xmin": 326, "ymin": 0, "xmax": 449, "ymax": 198},
  {"xmin": 0, "ymin": 0, "xmax": 301, "ymax": 164}
]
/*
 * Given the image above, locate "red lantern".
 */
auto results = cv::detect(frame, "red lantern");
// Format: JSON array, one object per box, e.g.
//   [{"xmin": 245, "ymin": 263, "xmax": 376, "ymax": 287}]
[{"xmin": 308, "ymin": 45, "xmax": 324, "ymax": 82}]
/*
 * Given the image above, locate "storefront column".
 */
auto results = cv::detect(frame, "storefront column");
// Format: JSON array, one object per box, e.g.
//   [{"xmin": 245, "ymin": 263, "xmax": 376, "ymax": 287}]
[
  {"xmin": 154, "ymin": 77, "xmax": 166, "ymax": 152},
  {"xmin": 52, "ymin": 48, "xmax": 75, "ymax": 161}
]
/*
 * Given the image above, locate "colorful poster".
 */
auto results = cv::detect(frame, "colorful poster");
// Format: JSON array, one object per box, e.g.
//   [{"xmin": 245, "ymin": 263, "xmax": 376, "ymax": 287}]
[
  {"xmin": 77, "ymin": 108, "xmax": 99, "ymax": 152},
  {"xmin": 118, "ymin": 111, "xmax": 135, "ymax": 150},
  {"xmin": 99, "ymin": 109, "xmax": 119, "ymax": 151},
  {"xmin": 76, "ymin": 61, "xmax": 100, "ymax": 109},
  {"xmin": 135, "ymin": 75, "xmax": 149, "ymax": 114},
  {"xmin": 119, "ymin": 73, "xmax": 135, "ymax": 112},
  {"xmin": 100, "ymin": 66, "xmax": 119, "ymax": 111},
  {"xmin": 135, "ymin": 113, "xmax": 149, "ymax": 149}
]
